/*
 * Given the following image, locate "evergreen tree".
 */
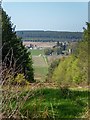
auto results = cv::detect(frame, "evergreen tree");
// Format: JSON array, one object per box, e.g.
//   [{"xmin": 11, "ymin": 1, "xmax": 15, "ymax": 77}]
[{"xmin": 2, "ymin": 9, "xmax": 34, "ymax": 82}]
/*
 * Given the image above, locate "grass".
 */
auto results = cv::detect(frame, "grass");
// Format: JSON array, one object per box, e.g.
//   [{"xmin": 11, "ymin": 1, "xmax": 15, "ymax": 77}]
[
  {"xmin": 30, "ymin": 49, "xmax": 48, "ymax": 81},
  {"xmin": 30, "ymin": 49, "xmax": 44, "ymax": 56},
  {"xmin": 20, "ymin": 88, "xmax": 89, "ymax": 119},
  {"xmin": 34, "ymin": 66, "xmax": 48, "ymax": 82},
  {"xmin": 34, "ymin": 66, "xmax": 48, "ymax": 75},
  {"xmin": 2, "ymin": 86, "xmax": 89, "ymax": 119}
]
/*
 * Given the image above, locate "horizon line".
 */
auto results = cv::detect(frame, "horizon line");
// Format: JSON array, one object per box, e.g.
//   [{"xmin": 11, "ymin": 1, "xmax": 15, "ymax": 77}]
[{"xmin": 16, "ymin": 29, "xmax": 83, "ymax": 32}]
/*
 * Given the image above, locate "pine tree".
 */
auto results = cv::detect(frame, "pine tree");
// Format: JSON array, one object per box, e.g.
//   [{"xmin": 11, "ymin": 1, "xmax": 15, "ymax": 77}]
[{"xmin": 2, "ymin": 9, "xmax": 34, "ymax": 82}]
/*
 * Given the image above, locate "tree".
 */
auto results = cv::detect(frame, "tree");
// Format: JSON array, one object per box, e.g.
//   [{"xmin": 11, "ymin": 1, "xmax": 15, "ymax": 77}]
[
  {"xmin": 2, "ymin": 9, "xmax": 34, "ymax": 82},
  {"xmin": 51, "ymin": 23, "xmax": 89, "ymax": 86},
  {"xmin": 47, "ymin": 59, "xmax": 60, "ymax": 81},
  {"xmin": 44, "ymin": 48, "xmax": 53, "ymax": 55}
]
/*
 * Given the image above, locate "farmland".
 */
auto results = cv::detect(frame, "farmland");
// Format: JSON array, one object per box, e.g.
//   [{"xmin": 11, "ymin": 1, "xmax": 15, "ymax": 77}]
[
  {"xmin": 30, "ymin": 49, "xmax": 44, "ymax": 56},
  {"xmin": 23, "ymin": 42, "xmax": 56, "ymax": 48},
  {"xmin": 30, "ymin": 49, "xmax": 65, "ymax": 82},
  {"xmin": 30, "ymin": 49, "xmax": 49, "ymax": 82}
]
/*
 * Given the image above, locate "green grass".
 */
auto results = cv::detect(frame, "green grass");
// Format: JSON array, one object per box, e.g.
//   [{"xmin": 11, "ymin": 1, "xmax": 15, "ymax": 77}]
[
  {"xmin": 34, "ymin": 66, "xmax": 48, "ymax": 75},
  {"xmin": 30, "ymin": 50, "xmax": 48, "ymax": 81},
  {"xmin": 6, "ymin": 88, "xmax": 88, "ymax": 119},
  {"xmin": 34, "ymin": 66, "xmax": 48, "ymax": 82},
  {"xmin": 30, "ymin": 49, "xmax": 44, "ymax": 56},
  {"xmin": 22, "ymin": 88, "xmax": 89, "ymax": 118}
]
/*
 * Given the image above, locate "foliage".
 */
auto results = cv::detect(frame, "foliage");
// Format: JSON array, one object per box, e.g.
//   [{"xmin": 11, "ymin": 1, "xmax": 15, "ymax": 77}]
[
  {"xmin": 44, "ymin": 44, "xmax": 67, "ymax": 56},
  {"xmin": 2, "ymin": 9, "xmax": 34, "ymax": 82},
  {"xmin": 51, "ymin": 23, "xmax": 89, "ymax": 86},
  {"xmin": 46, "ymin": 59, "xmax": 60, "ymax": 82},
  {"xmin": 44, "ymin": 48, "xmax": 53, "ymax": 55},
  {"xmin": 14, "ymin": 74, "xmax": 29, "ymax": 85}
]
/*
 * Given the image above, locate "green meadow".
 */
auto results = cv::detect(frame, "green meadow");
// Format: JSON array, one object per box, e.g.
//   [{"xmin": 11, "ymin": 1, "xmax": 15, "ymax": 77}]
[{"xmin": 2, "ymin": 86, "xmax": 89, "ymax": 119}]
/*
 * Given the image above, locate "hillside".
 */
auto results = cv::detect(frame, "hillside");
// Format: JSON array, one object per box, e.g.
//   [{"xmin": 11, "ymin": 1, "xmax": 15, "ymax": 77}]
[
  {"xmin": 48, "ymin": 23, "xmax": 89, "ymax": 86},
  {"xmin": 16, "ymin": 30, "xmax": 83, "ymax": 42}
]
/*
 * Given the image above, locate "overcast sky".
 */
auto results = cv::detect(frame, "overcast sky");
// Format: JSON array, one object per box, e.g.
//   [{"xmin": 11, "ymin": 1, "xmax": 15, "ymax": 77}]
[{"xmin": 2, "ymin": 2, "xmax": 88, "ymax": 32}]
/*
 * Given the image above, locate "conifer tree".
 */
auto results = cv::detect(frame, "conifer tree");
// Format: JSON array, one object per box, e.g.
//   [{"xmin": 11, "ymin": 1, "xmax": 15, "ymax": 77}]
[{"xmin": 2, "ymin": 9, "xmax": 34, "ymax": 82}]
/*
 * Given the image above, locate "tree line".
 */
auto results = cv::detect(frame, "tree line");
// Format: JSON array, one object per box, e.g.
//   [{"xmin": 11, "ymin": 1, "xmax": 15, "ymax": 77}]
[{"xmin": 16, "ymin": 30, "xmax": 83, "ymax": 42}]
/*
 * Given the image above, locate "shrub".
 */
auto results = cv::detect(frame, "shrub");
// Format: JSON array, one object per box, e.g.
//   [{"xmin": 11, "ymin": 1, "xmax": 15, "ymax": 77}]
[{"xmin": 14, "ymin": 74, "xmax": 29, "ymax": 85}]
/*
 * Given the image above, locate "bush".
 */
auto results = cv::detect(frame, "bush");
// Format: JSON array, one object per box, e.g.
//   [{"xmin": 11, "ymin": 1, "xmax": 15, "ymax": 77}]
[
  {"xmin": 46, "ymin": 59, "xmax": 60, "ymax": 82},
  {"xmin": 14, "ymin": 74, "xmax": 29, "ymax": 85}
]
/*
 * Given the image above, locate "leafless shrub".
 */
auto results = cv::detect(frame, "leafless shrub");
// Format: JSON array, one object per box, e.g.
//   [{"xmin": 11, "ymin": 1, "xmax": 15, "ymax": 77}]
[{"xmin": 0, "ymin": 46, "xmax": 33, "ymax": 119}]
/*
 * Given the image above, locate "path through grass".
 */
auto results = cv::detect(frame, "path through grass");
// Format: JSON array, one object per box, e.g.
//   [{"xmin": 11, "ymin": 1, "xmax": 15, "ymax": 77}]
[{"xmin": 30, "ymin": 49, "xmax": 48, "ymax": 82}]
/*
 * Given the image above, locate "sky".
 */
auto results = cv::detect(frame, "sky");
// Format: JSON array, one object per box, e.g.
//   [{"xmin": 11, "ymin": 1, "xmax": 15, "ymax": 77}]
[
  {"xmin": 2, "ymin": 0, "xmax": 89, "ymax": 2},
  {"xmin": 2, "ymin": 2, "xmax": 88, "ymax": 32}
]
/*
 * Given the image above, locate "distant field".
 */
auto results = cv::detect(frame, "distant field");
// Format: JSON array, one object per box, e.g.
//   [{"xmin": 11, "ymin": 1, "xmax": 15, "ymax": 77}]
[
  {"xmin": 30, "ymin": 50, "xmax": 48, "ymax": 82},
  {"xmin": 32, "ymin": 56, "xmax": 48, "ymax": 67},
  {"xmin": 33, "ymin": 66, "xmax": 48, "ymax": 82},
  {"xmin": 23, "ymin": 42, "xmax": 56, "ymax": 48},
  {"xmin": 30, "ymin": 49, "xmax": 44, "ymax": 56},
  {"xmin": 30, "ymin": 49, "xmax": 66, "ymax": 81}
]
